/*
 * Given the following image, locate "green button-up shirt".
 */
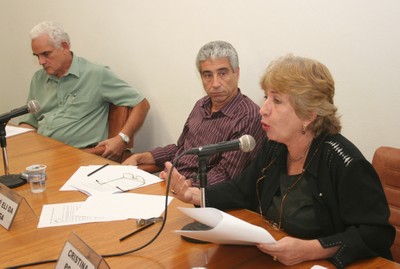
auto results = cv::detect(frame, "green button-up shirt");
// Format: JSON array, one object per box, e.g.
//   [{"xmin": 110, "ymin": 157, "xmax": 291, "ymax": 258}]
[{"xmin": 19, "ymin": 55, "xmax": 145, "ymax": 148}]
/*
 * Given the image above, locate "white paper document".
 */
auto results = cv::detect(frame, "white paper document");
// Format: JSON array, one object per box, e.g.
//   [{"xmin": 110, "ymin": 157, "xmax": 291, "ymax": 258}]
[
  {"xmin": 60, "ymin": 165, "xmax": 163, "ymax": 196},
  {"xmin": 38, "ymin": 193, "xmax": 172, "ymax": 228},
  {"xmin": 175, "ymin": 207, "xmax": 276, "ymax": 245},
  {"xmin": 5, "ymin": 125, "xmax": 34, "ymax": 137},
  {"xmin": 76, "ymin": 193, "xmax": 173, "ymax": 219},
  {"xmin": 38, "ymin": 202, "xmax": 120, "ymax": 228}
]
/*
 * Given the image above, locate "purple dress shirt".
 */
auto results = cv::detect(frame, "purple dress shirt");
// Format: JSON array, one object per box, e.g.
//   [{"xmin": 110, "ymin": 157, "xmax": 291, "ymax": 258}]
[{"xmin": 150, "ymin": 89, "xmax": 265, "ymax": 187}]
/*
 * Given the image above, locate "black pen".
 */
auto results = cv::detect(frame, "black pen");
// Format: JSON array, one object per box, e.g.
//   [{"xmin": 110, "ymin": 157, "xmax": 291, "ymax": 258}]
[
  {"xmin": 119, "ymin": 221, "xmax": 155, "ymax": 241},
  {"xmin": 87, "ymin": 163, "xmax": 109, "ymax": 177}
]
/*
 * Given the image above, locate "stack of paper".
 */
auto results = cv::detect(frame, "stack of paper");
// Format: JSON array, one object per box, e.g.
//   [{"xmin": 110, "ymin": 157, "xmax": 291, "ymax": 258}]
[
  {"xmin": 38, "ymin": 193, "xmax": 173, "ymax": 228},
  {"xmin": 38, "ymin": 165, "xmax": 171, "ymax": 228}
]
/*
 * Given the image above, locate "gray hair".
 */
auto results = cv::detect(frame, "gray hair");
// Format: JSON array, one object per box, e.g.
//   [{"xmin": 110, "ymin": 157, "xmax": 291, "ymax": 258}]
[
  {"xmin": 195, "ymin": 40, "xmax": 239, "ymax": 72},
  {"xmin": 30, "ymin": 21, "xmax": 70, "ymax": 49}
]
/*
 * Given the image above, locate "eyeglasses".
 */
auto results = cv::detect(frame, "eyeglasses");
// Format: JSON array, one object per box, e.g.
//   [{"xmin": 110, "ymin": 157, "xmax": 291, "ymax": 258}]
[{"xmin": 96, "ymin": 173, "xmax": 145, "ymax": 192}]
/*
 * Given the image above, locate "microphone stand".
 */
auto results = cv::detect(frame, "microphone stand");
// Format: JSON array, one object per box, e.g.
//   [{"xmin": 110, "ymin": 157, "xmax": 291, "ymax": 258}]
[
  {"xmin": 0, "ymin": 122, "xmax": 26, "ymax": 188},
  {"xmin": 180, "ymin": 155, "xmax": 212, "ymax": 243},
  {"xmin": 197, "ymin": 155, "xmax": 208, "ymax": 207}
]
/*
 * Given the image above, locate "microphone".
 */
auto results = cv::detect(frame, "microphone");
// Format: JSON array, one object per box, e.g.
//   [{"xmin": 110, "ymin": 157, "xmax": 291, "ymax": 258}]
[
  {"xmin": 0, "ymin": 100, "xmax": 40, "ymax": 123},
  {"xmin": 184, "ymin": 134, "xmax": 256, "ymax": 157},
  {"xmin": 179, "ymin": 134, "xmax": 256, "ymax": 243}
]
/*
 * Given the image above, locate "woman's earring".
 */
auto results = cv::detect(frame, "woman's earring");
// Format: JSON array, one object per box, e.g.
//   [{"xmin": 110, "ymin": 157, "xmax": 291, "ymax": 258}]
[{"xmin": 301, "ymin": 124, "xmax": 306, "ymax": 135}]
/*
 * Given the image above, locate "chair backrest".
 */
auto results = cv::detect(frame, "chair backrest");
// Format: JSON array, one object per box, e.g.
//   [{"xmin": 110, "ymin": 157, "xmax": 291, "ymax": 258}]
[
  {"xmin": 108, "ymin": 104, "xmax": 131, "ymax": 139},
  {"xmin": 372, "ymin": 146, "xmax": 400, "ymax": 263},
  {"xmin": 82, "ymin": 104, "xmax": 133, "ymax": 163}
]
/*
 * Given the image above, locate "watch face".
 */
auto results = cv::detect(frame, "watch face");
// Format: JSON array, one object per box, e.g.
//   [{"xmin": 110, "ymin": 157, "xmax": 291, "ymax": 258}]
[{"xmin": 119, "ymin": 133, "xmax": 129, "ymax": 143}]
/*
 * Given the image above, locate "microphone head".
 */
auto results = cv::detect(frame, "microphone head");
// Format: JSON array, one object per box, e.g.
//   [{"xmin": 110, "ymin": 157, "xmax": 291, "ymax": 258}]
[
  {"xmin": 27, "ymin": 100, "xmax": 40, "ymax": 113},
  {"xmin": 239, "ymin": 135, "xmax": 256, "ymax": 152}
]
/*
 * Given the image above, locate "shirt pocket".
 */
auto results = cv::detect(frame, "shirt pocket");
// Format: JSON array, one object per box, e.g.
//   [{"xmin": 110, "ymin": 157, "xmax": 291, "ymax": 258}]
[{"xmin": 65, "ymin": 94, "xmax": 93, "ymax": 119}]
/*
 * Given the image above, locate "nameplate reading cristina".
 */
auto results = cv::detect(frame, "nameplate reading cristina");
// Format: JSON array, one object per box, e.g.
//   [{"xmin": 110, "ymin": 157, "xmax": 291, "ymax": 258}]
[
  {"xmin": 55, "ymin": 233, "xmax": 110, "ymax": 269},
  {"xmin": 56, "ymin": 242, "xmax": 95, "ymax": 269},
  {"xmin": 0, "ymin": 183, "xmax": 22, "ymax": 230}
]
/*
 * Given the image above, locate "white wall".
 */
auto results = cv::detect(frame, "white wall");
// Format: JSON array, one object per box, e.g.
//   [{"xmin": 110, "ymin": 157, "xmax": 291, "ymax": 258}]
[{"xmin": 1, "ymin": 0, "xmax": 399, "ymax": 161}]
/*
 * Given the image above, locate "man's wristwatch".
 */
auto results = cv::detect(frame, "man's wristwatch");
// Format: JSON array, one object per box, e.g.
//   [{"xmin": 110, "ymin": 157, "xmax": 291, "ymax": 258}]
[{"xmin": 118, "ymin": 132, "xmax": 130, "ymax": 144}]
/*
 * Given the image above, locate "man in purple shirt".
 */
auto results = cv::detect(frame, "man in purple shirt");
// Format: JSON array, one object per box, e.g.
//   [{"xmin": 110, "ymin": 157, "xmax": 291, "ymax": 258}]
[{"xmin": 123, "ymin": 40, "xmax": 264, "ymax": 187}]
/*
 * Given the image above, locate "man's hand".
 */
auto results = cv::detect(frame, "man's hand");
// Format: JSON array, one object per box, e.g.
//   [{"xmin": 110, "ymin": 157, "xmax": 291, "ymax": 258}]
[
  {"xmin": 122, "ymin": 152, "xmax": 155, "ymax": 166},
  {"xmin": 97, "ymin": 135, "xmax": 125, "ymax": 161}
]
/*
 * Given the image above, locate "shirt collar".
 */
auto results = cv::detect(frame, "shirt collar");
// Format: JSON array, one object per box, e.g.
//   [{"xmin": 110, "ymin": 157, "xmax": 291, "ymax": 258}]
[
  {"xmin": 67, "ymin": 54, "xmax": 80, "ymax": 78},
  {"xmin": 47, "ymin": 53, "xmax": 79, "ymax": 82}
]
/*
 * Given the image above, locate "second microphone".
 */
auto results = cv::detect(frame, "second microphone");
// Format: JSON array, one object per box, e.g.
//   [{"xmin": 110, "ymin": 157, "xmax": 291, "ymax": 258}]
[{"xmin": 183, "ymin": 135, "xmax": 256, "ymax": 157}]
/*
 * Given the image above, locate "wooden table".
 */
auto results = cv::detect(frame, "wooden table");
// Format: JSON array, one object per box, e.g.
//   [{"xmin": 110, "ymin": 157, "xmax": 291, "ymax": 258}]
[{"xmin": 1, "ymin": 131, "xmax": 399, "ymax": 269}]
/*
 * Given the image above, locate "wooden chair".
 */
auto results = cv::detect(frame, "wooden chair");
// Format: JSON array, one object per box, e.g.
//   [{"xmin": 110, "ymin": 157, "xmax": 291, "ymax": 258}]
[
  {"xmin": 372, "ymin": 146, "xmax": 400, "ymax": 263},
  {"xmin": 82, "ymin": 104, "xmax": 133, "ymax": 163}
]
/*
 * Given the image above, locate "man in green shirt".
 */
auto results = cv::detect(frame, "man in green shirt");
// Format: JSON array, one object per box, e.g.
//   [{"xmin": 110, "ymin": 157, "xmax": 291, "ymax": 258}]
[{"xmin": 19, "ymin": 21, "xmax": 150, "ymax": 161}]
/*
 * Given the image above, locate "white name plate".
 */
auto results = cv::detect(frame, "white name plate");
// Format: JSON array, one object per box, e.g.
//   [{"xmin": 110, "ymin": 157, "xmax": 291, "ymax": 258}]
[
  {"xmin": 56, "ymin": 242, "xmax": 96, "ymax": 269},
  {"xmin": 56, "ymin": 233, "xmax": 110, "ymax": 269},
  {"xmin": 0, "ymin": 183, "xmax": 22, "ymax": 230}
]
